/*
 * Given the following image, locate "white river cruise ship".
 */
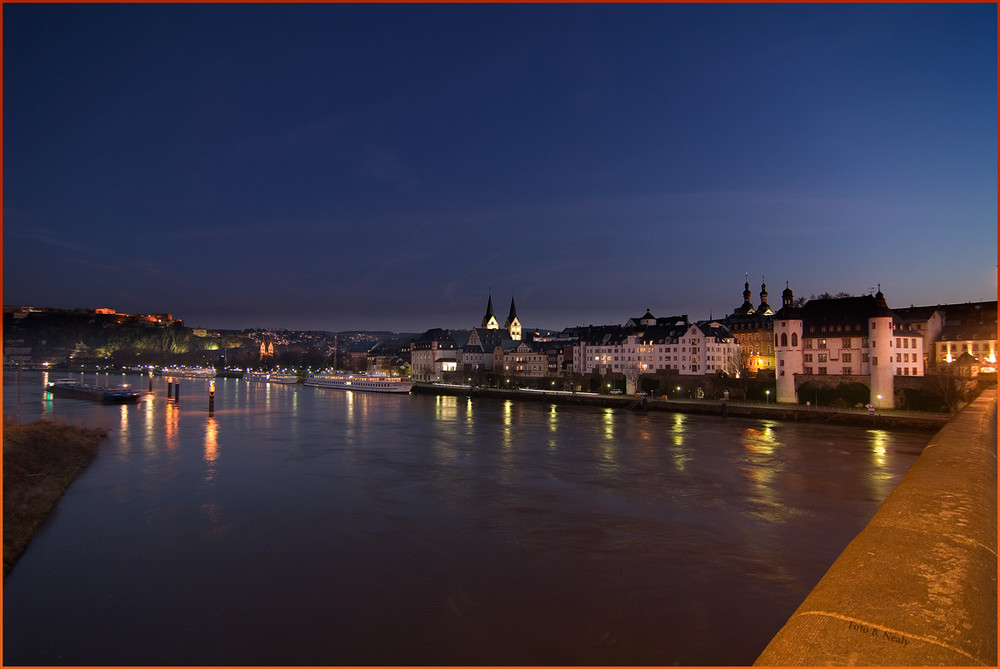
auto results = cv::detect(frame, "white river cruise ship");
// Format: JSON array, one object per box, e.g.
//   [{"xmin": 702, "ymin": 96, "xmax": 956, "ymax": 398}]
[{"xmin": 305, "ymin": 372, "xmax": 413, "ymax": 394}]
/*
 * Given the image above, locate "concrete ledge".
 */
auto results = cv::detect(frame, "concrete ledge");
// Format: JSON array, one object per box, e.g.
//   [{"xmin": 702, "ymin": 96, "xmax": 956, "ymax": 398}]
[{"xmin": 755, "ymin": 388, "xmax": 997, "ymax": 666}]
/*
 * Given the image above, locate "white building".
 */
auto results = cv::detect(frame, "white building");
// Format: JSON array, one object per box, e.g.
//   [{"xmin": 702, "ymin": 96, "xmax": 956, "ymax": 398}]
[
  {"xmin": 572, "ymin": 313, "xmax": 740, "ymax": 377},
  {"xmin": 774, "ymin": 286, "xmax": 923, "ymax": 409},
  {"xmin": 410, "ymin": 329, "xmax": 458, "ymax": 382}
]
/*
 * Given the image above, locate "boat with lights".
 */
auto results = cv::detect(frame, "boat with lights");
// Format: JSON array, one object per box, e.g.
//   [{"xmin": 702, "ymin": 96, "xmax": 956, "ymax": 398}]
[
  {"xmin": 246, "ymin": 371, "xmax": 300, "ymax": 384},
  {"xmin": 305, "ymin": 372, "xmax": 413, "ymax": 394},
  {"xmin": 46, "ymin": 379, "xmax": 141, "ymax": 404},
  {"xmin": 157, "ymin": 366, "xmax": 217, "ymax": 378}
]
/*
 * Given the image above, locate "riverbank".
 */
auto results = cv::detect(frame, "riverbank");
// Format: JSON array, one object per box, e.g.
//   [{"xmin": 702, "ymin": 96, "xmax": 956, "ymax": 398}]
[
  {"xmin": 755, "ymin": 387, "xmax": 997, "ymax": 666},
  {"xmin": 3, "ymin": 420, "xmax": 107, "ymax": 577},
  {"xmin": 413, "ymin": 383, "xmax": 949, "ymax": 432}
]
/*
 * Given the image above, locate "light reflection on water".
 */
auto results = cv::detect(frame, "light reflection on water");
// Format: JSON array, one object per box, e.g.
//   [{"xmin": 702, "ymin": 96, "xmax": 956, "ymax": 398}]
[{"xmin": 3, "ymin": 370, "xmax": 931, "ymax": 666}]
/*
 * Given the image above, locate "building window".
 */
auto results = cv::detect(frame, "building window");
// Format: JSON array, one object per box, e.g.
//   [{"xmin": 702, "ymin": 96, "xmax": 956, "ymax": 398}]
[
  {"xmin": 818, "ymin": 367, "xmax": 827, "ymax": 375},
  {"xmin": 804, "ymin": 367, "xmax": 813, "ymax": 374},
  {"xmin": 912, "ymin": 367, "xmax": 917, "ymax": 375},
  {"xmin": 842, "ymin": 338, "xmax": 851, "ymax": 348},
  {"xmin": 863, "ymin": 353, "xmax": 870, "ymax": 363},
  {"xmin": 842, "ymin": 353, "xmax": 852, "ymax": 363},
  {"xmin": 818, "ymin": 354, "xmax": 827, "ymax": 363},
  {"xmin": 804, "ymin": 354, "xmax": 813, "ymax": 362},
  {"xmin": 791, "ymin": 333, "xmax": 798, "ymax": 346},
  {"xmin": 872, "ymin": 357, "xmax": 878, "ymax": 366},
  {"xmin": 842, "ymin": 367, "xmax": 852, "ymax": 375},
  {"xmin": 818, "ymin": 339, "xmax": 827, "ymax": 349},
  {"xmin": 780, "ymin": 333, "xmax": 788, "ymax": 347}
]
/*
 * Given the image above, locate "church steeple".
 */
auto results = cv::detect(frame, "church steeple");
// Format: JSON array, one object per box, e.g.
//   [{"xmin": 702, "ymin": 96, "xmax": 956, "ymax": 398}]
[
  {"xmin": 481, "ymin": 294, "xmax": 499, "ymax": 329},
  {"xmin": 757, "ymin": 277, "xmax": 774, "ymax": 316},
  {"xmin": 504, "ymin": 295, "xmax": 521, "ymax": 340},
  {"xmin": 733, "ymin": 274, "xmax": 756, "ymax": 316}
]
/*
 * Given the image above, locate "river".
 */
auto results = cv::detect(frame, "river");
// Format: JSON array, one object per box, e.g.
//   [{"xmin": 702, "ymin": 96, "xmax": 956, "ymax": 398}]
[{"xmin": 2, "ymin": 370, "xmax": 929, "ymax": 665}]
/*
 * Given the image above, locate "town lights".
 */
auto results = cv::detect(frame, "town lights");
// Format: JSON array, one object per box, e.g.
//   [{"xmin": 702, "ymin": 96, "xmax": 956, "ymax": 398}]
[{"xmin": 765, "ymin": 390, "xmax": 771, "ymax": 403}]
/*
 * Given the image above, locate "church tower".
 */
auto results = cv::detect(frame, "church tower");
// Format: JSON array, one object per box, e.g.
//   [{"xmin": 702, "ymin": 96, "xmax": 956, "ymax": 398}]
[
  {"xmin": 504, "ymin": 296, "xmax": 522, "ymax": 341},
  {"xmin": 732, "ymin": 275, "xmax": 755, "ymax": 315},
  {"xmin": 481, "ymin": 295, "xmax": 499, "ymax": 330},
  {"xmin": 757, "ymin": 278, "xmax": 774, "ymax": 316}
]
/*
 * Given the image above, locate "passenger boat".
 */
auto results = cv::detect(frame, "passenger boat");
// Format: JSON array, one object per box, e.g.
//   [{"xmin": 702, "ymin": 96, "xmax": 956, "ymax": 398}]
[
  {"xmin": 246, "ymin": 371, "xmax": 300, "ymax": 384},
  {"xmin": 305, "ymin": 372, "xmax": 413, "ymax": 394},
  {"xmin": 46, "ymin": 380, "xmax": 141, "ymax": 404},
  {"xmin": 157, "ymin": 366, "xmax": 217, "ymax": 378}
]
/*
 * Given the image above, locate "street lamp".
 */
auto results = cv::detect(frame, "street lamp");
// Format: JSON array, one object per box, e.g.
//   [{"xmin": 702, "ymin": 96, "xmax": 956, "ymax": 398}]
[{"xmin": 765, "ymin": 390, "xmax": 771, "ymax": 404}]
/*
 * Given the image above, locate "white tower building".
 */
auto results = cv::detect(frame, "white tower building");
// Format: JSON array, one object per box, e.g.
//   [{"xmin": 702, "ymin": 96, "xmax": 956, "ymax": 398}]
[
  {"xmin": 774, "ymin": 283, "xmax": 803, "ymax": 404},
  {"xmin": 869, "ymin": 287, "xmax": 896, "ymax": 409}
]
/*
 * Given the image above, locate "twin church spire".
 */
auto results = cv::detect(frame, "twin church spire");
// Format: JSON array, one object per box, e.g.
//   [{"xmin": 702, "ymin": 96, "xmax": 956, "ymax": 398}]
[
  {"xmin": 733, "ymin": 274, "xmax": 774, "ymax": 316},
  {"xmin": 481, "ymin": 293, "xmax": 521, "ymax": 340}
]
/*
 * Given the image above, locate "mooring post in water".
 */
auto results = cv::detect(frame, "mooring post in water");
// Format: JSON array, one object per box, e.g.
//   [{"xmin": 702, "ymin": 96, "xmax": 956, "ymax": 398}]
[
  {"xmin": 209, "ymin": 381, "xmax": 215, "ymax": 415},
  {"xmin": 148, "ymin": 373, "xmax": 153, "ymax": 393},
  {"xmin": 167, "ymin": 380, "xmax": 173, "ymax": 400},
  {"xmin": 175, "ymin": 382, "xmax": 180, "ymax": 405},
  {"xmin": 721, "ymin": 400, "xmax": 728, "ymax": 417}
]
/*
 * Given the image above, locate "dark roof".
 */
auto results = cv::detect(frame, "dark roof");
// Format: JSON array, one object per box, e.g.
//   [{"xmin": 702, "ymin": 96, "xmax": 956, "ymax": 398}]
[
  {"xmin": 939, "ymin": 323, "xmax": 997, "ymax": 342},
  {"xmin": 799, "ymin": 295, "xmax": 893, "ymax": 334},
  {"xmin": 504, "ymin": 296, "xmax": 518, "ymax": 327}
]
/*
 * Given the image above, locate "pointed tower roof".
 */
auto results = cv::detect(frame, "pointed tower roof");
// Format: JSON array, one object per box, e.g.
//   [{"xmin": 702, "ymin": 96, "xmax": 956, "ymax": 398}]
[
  {"xmin": 481, "ymin": 295, "xmax": 498, "ymax": 328},
  {"xmin": 504, "ymin": 295, "xmax": 519, "ymax": 328}
]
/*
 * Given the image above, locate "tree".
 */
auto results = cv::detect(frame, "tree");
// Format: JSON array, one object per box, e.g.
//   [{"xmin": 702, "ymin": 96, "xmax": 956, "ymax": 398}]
[
  {"xmin": 623, "ymin": 365, "xmax": 643, "ymax": 395},
  {"xmin": 722, "ymin": 346, "xmax": 753, "ymax": 398}
]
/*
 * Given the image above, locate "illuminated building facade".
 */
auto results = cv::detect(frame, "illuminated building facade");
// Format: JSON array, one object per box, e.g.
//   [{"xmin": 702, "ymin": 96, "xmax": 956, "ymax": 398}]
[
  {"xmin": 774, "ymin": 286, "xmax": 924, "ymax": 408},
  {"xmin": 572, "ymin": 313, "xmax": 739, "ymax": 377},
  {"xmin": 723, "ymin": 278, "xmax": 776, "ymax": 373}
]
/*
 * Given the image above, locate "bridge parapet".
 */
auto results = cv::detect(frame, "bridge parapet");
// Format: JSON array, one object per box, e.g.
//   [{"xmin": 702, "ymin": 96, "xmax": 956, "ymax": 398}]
[{"xmin": 755, "ymin": 387, "xmax": 997, "ymax": 666}]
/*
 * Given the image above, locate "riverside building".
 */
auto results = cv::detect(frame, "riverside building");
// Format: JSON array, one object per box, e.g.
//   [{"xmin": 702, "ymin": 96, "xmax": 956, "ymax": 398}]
[
  {"xmin": 774, "ymin": 285, "xmax": 924, "ymax": 409},
  {"xmin": 571, "ymin": 312, "xmax": 740, "ymax": 377}
]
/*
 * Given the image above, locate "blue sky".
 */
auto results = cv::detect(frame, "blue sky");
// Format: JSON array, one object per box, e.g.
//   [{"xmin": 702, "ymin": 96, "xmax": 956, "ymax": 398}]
[{"xmin": 4, "ymin": 3, "xmax": 995, "ymax": 332}]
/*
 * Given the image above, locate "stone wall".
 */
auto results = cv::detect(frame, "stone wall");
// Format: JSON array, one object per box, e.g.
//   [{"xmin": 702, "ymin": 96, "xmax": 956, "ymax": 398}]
[{"xmin": 754, "ymin": 388, "xmax": 997, "ymax": 666}]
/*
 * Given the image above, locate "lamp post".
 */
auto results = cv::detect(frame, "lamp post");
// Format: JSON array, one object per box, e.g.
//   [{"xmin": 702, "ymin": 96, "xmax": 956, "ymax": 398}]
[{"xmin": 765, "ymin": 389, "xmax": 771, "ymax": 404}]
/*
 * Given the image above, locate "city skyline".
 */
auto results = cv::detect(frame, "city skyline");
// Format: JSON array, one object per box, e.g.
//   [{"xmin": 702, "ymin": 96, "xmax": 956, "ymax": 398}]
[{"xmin": 3, "ymin": 3, "xmax": 996, "ymax": 332}]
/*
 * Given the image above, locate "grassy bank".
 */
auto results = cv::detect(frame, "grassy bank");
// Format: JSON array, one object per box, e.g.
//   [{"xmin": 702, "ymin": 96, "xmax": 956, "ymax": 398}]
[{"xmin": 3, "ymin": 420, "xmax": 107, "ymax": 577}]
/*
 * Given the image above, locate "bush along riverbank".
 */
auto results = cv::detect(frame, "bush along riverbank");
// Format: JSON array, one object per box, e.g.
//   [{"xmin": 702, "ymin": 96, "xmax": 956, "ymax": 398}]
[{"xmin": 3, "ymin": 420, "xmax": 107, "ymax": 577}]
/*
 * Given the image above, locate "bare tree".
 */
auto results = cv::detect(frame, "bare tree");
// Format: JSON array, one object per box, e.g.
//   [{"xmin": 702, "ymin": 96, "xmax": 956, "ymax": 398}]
[
  {"xmin": 623, "ymin": 364, "xmax": 643, "ymax": 395},
  {"xmin": 723, "ymin": 346, "xmax": 753, "ymax": 399}
]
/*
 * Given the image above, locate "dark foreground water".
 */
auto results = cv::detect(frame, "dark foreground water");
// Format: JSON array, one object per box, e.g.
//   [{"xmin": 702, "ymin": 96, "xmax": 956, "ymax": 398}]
[{"xmin": 3, "ymin": 370, "xmax": 929, "ymax": 665}]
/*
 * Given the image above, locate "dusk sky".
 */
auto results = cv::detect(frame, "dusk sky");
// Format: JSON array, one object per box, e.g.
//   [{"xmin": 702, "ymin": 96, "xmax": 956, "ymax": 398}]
[{"xmin": 4, "ymin": 3, "xmax": 996, "ymax": 333}]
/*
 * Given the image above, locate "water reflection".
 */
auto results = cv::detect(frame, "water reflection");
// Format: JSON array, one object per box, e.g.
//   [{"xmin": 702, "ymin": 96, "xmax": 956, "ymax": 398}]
[
  {"xmin": 502, "ymin": 400, "xmax": 514, "ymax": 450},
  {"xmin": 436, "ymin": 395, "xmax": 458, "ymax": 422},
  {"xmin": 596, "ymin": 408, "xmax": 620, "ymax": 476},
  {"xmin": 164, "ymin": 401, "xmax": 180, "ymax": 452},
  {"xmin": 205, "ymin": 417, "xmax": 219, "ymax": 472},
  {"xmin": 2, "ymin": 370, "xmax": 932, "ymax": 667},
  {"xmin": 668, "ymin": 413, "xmax": 690, "ymax": 471},
  {"xmin": 547, "ymin": 404, "xmax": 558, "ymax": 451},
  {"xmin": 865, "ymin": 429, "xmax": 895, "ymax": 500},
  {"xmin": 741, "ymin": 422, "xmax": 783, "ymax": 520}
]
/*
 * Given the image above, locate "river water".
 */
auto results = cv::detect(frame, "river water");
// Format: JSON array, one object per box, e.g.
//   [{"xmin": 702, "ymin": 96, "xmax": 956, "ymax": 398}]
[{"xmin": 2, "ymin": 370, "xmax": 930, "ymax": 665}]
